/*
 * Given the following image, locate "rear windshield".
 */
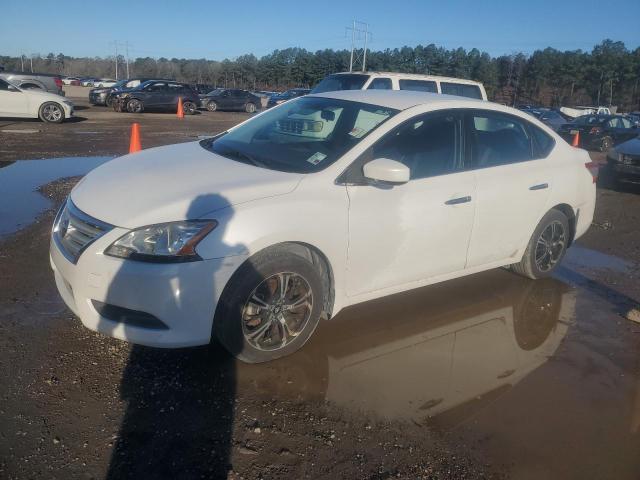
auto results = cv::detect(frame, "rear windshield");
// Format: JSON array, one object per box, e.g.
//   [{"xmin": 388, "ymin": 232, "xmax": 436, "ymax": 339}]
[
  {"xmin": 311, "ymin": 74, "xmax": 369, "ymax": 94},
  {"xmin": 440, "ymin": 82, "xmax": 483, "ymax": 99}
]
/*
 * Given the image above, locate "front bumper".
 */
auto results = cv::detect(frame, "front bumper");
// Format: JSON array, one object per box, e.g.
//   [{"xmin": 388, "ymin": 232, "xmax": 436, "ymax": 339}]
[
  {"xmin": 609, "ymin": 162, "xmax": 640, "ymax": 181},
  {"xmin": 89, "ymin": 92, "xmax": 108, "ymax": 105},
  {"xmin": 50, "ymin": 227, "xmax": 246, "ymax": 347}
]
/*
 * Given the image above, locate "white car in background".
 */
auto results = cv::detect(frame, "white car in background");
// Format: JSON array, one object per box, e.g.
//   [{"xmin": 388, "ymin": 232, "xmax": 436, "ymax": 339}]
[
  {"xmin": 94, "ymin": 78, "xmax": 117, "ymax": 88},
  {"xmin": 50, "ymin": 90, "xmax": 596, "ymax": 363},
  {"xmin": 0, "ymin": 78, "xmax": 73, "ymax": 123}
]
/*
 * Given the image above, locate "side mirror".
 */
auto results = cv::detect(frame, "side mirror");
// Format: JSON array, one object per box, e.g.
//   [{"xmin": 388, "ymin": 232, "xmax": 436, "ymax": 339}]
[{"xmin": 363, "ymin": 158, "xmax": 410, "ymax": 185}]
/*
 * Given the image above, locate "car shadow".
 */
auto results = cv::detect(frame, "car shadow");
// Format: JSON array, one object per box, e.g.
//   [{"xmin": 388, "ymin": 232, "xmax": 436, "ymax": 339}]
[{"xmin": 99, "ymin": 193, "xmax": 249, "ymax": 479}]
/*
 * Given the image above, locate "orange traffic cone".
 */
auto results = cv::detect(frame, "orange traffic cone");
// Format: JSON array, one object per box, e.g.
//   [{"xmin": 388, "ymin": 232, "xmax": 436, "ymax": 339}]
[
  {"xmin": 571, "ymin": 130, "xmax": 580, "ymax": 147},
  {"xmin": 129, "ymin": 123, "xmax": 141, "ymax": 153},
  {"xmin": 177, "ymin": 97, "xmax": 184, "ymax": 119}
]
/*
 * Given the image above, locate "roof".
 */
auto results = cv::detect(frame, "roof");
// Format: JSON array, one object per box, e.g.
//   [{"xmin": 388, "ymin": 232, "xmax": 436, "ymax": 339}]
[
  {"xmin": 309, "ymin": 89, "xmax": 485, "ymax": 111},
  {"xmin": 330, "ymin": 71, "xmax": 484, "ymax": 86}
]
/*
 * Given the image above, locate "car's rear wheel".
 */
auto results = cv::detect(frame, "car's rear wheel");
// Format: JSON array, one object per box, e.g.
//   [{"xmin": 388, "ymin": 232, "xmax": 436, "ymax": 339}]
[
  {"xmin": 245, "ymin": 102, "xmax": 257, "ymax": 113},
  {"xmin": 182, "ymin": 101, "xmax": 197, "ymax": 115},
  {"xmin": 511, "ymin": 209, "xmax": 570, "ymax": 279},
  {"xmin": 126, "ymin": 99, "xmax": 143, "ymax": 113},
  {"xmin": 215, "ymin": 248, "xmax": 324, "ymax": 363},
  {"xmin": 206, "ymin": 101, "xmax": 218, "ymax": 112},
  {"xmin": 38, "ymin": 102, "xmax": 65, "ymax": 123}
]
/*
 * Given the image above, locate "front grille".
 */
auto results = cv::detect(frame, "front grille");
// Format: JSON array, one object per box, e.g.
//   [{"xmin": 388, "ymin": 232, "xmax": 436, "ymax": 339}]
[{"xmin": 53, "ymin": 200, "xmax": 113, "ymax": 264}]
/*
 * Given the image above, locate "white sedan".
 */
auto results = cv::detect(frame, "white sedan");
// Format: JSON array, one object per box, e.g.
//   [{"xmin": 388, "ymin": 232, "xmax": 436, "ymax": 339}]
[
  {"xmin": 94, "ymin": 78, "xmax": 117, "ymax": 88},
  {"xmin": 50, "ymin": 90, "xmax": 596, "ymax": 362},
  {"xmin": 0, "ymin": 78, "xmax": 74, "ymax": 123}
]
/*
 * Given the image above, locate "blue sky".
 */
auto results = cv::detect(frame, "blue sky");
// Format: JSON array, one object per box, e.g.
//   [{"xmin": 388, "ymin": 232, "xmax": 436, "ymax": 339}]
[{"xmin": 1, "ymin": 0, "xmax": 639, "ymax": 59}]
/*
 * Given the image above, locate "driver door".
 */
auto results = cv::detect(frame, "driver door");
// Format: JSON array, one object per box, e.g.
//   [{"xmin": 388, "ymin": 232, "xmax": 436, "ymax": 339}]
[
  {"xmin": 345, "ymin": 111, "xmax": 476, "ymax": 297},
  {"xmin": 0, "ymin": 79, "xmax": 28, "ymax": 116}
]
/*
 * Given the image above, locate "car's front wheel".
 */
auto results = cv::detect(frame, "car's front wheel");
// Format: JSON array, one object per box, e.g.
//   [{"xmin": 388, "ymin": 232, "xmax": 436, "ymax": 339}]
[
  {"xmin": 245, "ymin": 102, "xmax": 257, "ymax": 113},
  {"xmin": 600, "ymin": 136, "xmax": 613, "ymax": 152},
  {"xmin": 511, "ymin": 209, "xmax": 570, "ymax": 279},
  {"xmin": 39, "ymin": 102, "xmax": 65, "ymax": 123},
  {"xmin": 126, "ymin": 98, "xmax": 144, "ymax": 113},
  {"xmin": 215, "ymin": 248, "xmax": 325, "ymax": 363},
  {"xmin": 182, "ymin": 100, "xmax": 197, "ymax": 115}
]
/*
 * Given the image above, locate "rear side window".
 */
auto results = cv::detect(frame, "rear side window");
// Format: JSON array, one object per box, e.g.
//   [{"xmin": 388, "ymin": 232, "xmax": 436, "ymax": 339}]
[
  {"xmin": 311, "ymin": 74, "xmax": 369, "ymax": 93},
  {"xmin": 399, "ymin": 79, "xmax": 437, "ymax": 93},
  {"xmin": 529, "ymin": 124, "xmax": 555, "ymax": 158},
  {"xmin": 468, "ymin": 111, "xmax": 533, "ymax": 167},
  {"xmin": 441, "ymin": 82, "xmax": 482, "ymax": 99},
  {"xmin": 367, "ymin": 78, "xmax": 392, "ymax": 90}
]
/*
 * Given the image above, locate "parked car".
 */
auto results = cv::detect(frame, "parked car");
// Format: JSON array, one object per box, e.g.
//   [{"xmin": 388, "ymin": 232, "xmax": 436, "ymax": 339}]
[
  {"xmin": 94, "ymin": 78, "xmax": 117, "ymax": 88},
  {"xmin": 200, "ymin": 88, "xmax": 262, "ymax": 113},
  {"xmin": 50, "ymin": 90, "xmax": 595, "ymax": 363},
  {"xmin": 62, "ymin": 76, "xmax": 82, "ymax": 86},
  {"xmin": 557, "ymin": 114, "xmax": 638, "ymax": 151},
  {"xmin": 81, "ymin": 78, "xmax": 100, "ymax": 87},
  {"xmin": 520, "ymin": 107, "xmax": 567, "ymax": 131},
  {"xmin": 89, "ymin": 78, "xmax": 159, "ymax": 107},
  {"xmin": 0, "ymin": 71, "xmax": 63, "ymax": 95},
  {"xmin": 112, "ymin": 80, "xmax": 199, "ymax": 114},
  {"xmin": 0, "ymin": 77, "xmax": 73, "ymax": 123},
  {"xmin": 190, "ymin": 84, "xmax": 215, "ymax": 95},
  {"xmin": 626, "ymin": 112, "xmax": 640, "ymax": 127},
  {"xmin": 266, "ymin": 88, "xmax": 311, "ymax": 108},
  {"xmin": 605, "ymin": 135, "xmax": 640, "ymax": 186},
  {"xmin": 311, "ymin": 72, "xmax": 487, "ymax": 100}
]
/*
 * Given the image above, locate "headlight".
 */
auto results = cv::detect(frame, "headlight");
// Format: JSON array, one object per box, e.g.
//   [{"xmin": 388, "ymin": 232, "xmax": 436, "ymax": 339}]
[
  {"xmin": 105, "ymin": 220, "xmax": 217, "ymax": 263},
  {"xmin": 63, "ymin": 100, "xmax": 74, "ymax": 107}
]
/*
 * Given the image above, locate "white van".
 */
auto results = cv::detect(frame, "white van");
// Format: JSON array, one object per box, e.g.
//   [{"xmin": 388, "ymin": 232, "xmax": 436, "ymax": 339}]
[{"xmin": 312, "ymin": 71, "xmax": 487, "ymax": 101}]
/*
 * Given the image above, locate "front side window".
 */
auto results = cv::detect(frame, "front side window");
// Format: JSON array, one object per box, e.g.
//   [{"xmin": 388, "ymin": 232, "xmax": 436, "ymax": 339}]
[
  {"xmin": 468, "ymin": 111, "xmax": 533, "ymax": 167},
  {"xmin": 201, "ymin": 97, "xmax": 398, "ymax": 173},
  {"xmin": 441, "ymin": 82, "xmax": 483, "ymax": 99},
  {"xmin": 311, "ymin": 74, "xmax": 369, "ymax": 94},
  {"xmin": 0, "ymin": 79, "xmax": 10, "ymax": 91},
  {"xmin": 367, "ymin": 78, "xmax": 392, "ymax": 90},
  {"xmin": 620, "ymin": 117, "xmax": 632, "ymax": 129},
  {"xmin": 399, "ymin": 79, "xmax": 437, "ymax": 93},
  {"xmin": 145, "ymin": 82, "xmax": 166, "ymax": 92}
]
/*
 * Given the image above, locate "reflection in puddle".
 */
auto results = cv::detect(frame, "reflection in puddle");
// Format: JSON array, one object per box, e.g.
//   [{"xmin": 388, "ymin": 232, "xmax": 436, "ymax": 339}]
[
  {"xmin": 0, "ymin": 157, "xmax": 112, "ymax": 238},
  {"xmin": 238, "ymin": 270, "xmax": 574, "ymax": 424}
]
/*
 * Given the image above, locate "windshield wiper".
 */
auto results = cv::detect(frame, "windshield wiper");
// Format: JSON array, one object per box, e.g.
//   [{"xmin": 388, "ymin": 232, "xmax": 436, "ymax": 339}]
[{"xmin": 221, "ymin": 149, "xmax": 266, "ymax": 168}]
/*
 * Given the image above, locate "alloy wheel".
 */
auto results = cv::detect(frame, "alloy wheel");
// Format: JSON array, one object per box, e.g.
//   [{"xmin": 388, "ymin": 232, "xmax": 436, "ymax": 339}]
[
  {"xmin": 42, "ymin": 104, "xmax": 62, "ymax": 122},
  {"xmin": 241, "ymin": 272, "xmax": 313, "ymax": 351},
  {"xmin": 534, "ymin": 220, "xmax": 566, "ymax": 272}
]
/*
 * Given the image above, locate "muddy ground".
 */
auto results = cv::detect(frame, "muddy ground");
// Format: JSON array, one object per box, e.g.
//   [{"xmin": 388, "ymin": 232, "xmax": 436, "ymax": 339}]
[{"xmin": 1, "ymin": 88, "xmax": 640, "ymax": 479}]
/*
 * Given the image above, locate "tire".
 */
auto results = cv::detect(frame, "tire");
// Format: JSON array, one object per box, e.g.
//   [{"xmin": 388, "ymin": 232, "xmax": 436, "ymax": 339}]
[
  {"xmin": 105, "ymin": 96, "xmax": 114, "ymax": 108},
  {"xmin": 214, "ymin": 248, "xmax": 325, "ymax": 363},
  {"xmin": 182, "ymin": 101, "xmax": 197, "ymax": 115},
  {"xmin": 126, "ymin": 98, "xmax": 143, "ymax": 114},
  {"xmin": 511, "ymin": 209, "xmax": 570, "ymax": 280},
  {"xmin": 245, "ymin": 102, "xmax": 257, "ymax": 113},
  {"xmin": 38, "ymin": 102, "xmax": 65, "ymax": 123},
  {"xmin": 600, "ymin": 136, "xmax": 613, "ymax": 152},
  {"xmin": 206, "ymin": 101, "xmax": 218, "ymax": 112}
]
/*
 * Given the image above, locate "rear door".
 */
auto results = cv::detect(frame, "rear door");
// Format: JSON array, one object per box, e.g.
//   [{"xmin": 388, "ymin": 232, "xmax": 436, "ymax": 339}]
[{"xmin": 465, "ymin": 109, "xmax": 553, "ymax": 268}]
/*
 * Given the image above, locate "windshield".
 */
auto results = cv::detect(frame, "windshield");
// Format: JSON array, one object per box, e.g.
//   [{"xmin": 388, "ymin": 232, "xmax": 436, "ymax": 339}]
[
  {"xmin": 574, "ymin": 115, "xmax": 606, "ymax": 125},
  {"xmin": 113, "ymin": 80, "xmax": 128, "ymax": 88},
  {"xmin": 311, "ymin": 74, "xmax": 370, "ymax": 94},
  {"xmin": 200, "ymin": 96, "xmax": 398, "ymax": 173},
  {"xmin": 206, "ymin": 88, "xmax": 223, "ymax": 96}
]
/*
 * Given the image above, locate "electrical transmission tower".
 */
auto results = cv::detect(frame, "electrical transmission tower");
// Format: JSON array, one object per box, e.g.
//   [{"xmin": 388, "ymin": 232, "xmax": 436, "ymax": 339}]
[
  {"xmin": 346, "ymin": 20, "xmax": 371, "ymax": 72},
  {"xmin": 109, "ymin": 41, "xmax": 132, "ymax": 79}
]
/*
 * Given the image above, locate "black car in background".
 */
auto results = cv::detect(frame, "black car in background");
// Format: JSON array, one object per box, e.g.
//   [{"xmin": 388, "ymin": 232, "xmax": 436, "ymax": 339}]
[
  {"xmin": 606, "ymin": 135, "xmax": 640, "ymax": 186},
  {"xmin": 557, "ymin": 114, "xmax": 638, "ymax": 151},
  {"xmin": 190, "ymin": 84, "xmax": 215, "ymax": 95},
  {"xmin": 519, "ymin": 107, "xmax": 567, "ymax": 131},
  {"xmin": 200, "ymin": 89, "xmax": 262, "ymax": 113},
  {"xmin": 112, "ymin": 80, "xmax": 200, "ymax": 114},
  {"xmin": 89, "ymin": 78, "xmax": 160, "ymax": 107},
  {"xmin": 267, "ymin": 88, "xmax": 311, "ymax": 108}
]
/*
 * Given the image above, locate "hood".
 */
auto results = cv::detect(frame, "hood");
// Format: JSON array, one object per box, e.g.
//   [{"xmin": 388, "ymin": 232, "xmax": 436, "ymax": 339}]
[
  {"xmin": 615, "ymin": 136, "xmax": 640, "ymax": 155},
  {"xmin": 70, "ymin": 141, "xmax": 304, "ymax": 228}
]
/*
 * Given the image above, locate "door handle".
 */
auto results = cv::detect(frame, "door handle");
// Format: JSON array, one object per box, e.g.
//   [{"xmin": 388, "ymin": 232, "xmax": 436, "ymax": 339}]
[
  {"xmin": 445, "ymin": 196, "xmax": 472, "ymax": 205},
  {"xmin": 529, "ymin": 183, "xmax": 549, "ymax": 191}
]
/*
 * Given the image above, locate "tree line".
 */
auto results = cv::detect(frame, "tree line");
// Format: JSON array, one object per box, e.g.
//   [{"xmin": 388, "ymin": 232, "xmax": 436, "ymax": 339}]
[{"xmin": 1, "ymin": 39, "xmax": 639, "ymax": 110}]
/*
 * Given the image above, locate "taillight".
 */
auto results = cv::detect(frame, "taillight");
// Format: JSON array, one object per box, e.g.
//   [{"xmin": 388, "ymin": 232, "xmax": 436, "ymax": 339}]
[
  {"xmin": 54, "ymin": 77, "xmax": 63, "ymax": 88},
  {"xmin": 589, "ymin": 127, "xmax": 602, "ymax": 135},
  {"xmin": 585, "ymin": 161, "xmax": 599, "ymax": 183}
]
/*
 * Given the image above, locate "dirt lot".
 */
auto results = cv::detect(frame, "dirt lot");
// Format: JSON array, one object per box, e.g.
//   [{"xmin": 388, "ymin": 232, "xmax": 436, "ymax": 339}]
[{"xmin": 1, "ymin": 88, "xmax": 640, "ymax": 479}]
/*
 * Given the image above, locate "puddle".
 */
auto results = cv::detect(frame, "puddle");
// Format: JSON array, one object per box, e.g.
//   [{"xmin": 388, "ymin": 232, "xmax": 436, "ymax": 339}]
[
  {"xmin": 0, "ymin": 156, "xmax": 112, "ymax": 238},
  {"xmin": 564, "ymin": 244, "xmax": 633, "ymax": 273}
]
